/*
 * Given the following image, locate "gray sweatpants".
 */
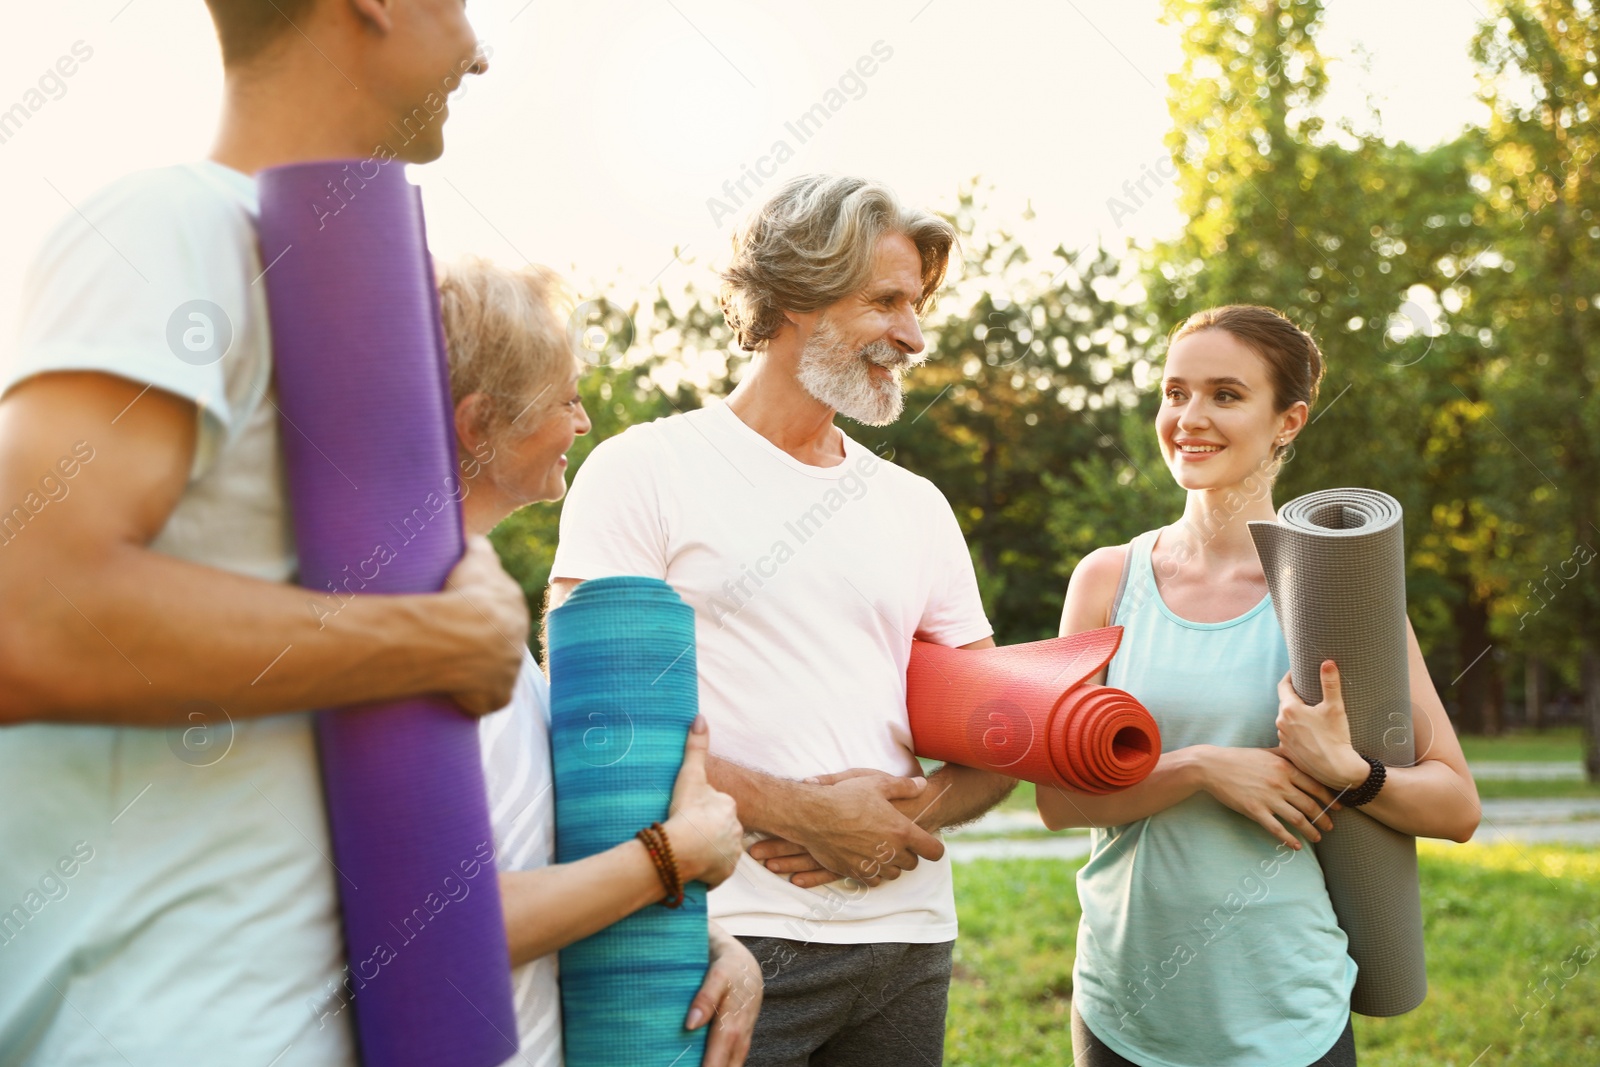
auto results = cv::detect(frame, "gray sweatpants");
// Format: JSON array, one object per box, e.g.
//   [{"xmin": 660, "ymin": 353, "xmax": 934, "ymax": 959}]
[{"xmin": 736, "ymin": 936, "xmax": 954, "ymax": 1067}]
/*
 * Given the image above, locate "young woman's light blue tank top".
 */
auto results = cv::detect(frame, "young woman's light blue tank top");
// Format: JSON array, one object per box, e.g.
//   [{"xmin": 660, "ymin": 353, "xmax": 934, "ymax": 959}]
[{"xmin": 1072, "ymin": 528, "xmax": 1357, "ymax": 1067}]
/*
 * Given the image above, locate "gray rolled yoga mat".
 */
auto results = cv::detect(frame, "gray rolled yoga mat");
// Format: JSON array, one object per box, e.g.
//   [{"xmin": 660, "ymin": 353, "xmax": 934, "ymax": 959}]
[{"xmin": 1249, "ymin": 488, "xmax": 1427, "ymax": 1017}]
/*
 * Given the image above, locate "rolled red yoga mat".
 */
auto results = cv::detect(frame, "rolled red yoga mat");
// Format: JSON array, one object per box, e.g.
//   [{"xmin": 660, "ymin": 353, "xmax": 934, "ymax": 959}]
[
  {"xmin": 257, "ymin": 160, "xmax": 516, "ymax": 1067},
  {"xmin": 907, "ymin": 627, "xmax": 1160, "ymax": 794}
]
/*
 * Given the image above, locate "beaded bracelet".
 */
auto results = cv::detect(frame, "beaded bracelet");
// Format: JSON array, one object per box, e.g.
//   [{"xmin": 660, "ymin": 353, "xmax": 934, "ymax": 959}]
[
  {"xmin": 637, "ymin": 821, "xmax": 685, "ymax": 908},
  {"xmin": 1342, "ymin": 756, "xmax": 1387, "ymax": 808}
]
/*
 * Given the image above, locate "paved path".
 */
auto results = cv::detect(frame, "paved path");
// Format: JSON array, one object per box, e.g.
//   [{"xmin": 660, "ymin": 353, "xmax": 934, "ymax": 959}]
[
  {"xmin": 1468, "ymin": 760, "xmax": 1584, "ymax": 780},
  {"xmin": 946, "ymin": 797, "xmax": 1600, "ymax": 863}
]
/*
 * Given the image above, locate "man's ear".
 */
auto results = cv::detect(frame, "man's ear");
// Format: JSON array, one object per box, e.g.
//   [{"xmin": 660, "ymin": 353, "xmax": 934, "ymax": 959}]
[
  {"xmin": 347, "ymin": 0, "xmax": 394, "ymax": 33},
  {"xmin": 778, "ymin": 307, "xmax": 817, "ymax": 343}
]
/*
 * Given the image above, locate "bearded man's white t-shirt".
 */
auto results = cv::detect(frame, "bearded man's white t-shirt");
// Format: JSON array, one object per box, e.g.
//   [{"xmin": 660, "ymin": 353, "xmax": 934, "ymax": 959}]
[{"xmin": 549, "ymin": 398, "xmax": 992, "ymax": 944}]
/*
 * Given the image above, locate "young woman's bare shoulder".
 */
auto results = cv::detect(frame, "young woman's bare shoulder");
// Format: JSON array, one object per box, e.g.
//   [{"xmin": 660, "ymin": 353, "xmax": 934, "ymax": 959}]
[{"xmin": 1062, "ymin": 543, "xmax": 1132, "ymax": 634}]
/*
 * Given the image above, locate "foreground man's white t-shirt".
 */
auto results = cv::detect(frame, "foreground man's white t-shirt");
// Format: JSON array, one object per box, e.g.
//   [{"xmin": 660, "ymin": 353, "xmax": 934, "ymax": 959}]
[
  {"xmin": 0, "ymin": 162, "xmax": 355, "ymax": 1064},
  {"xmin": 550, "ymin": 399, "xmax": 992, "ymax": 944}
]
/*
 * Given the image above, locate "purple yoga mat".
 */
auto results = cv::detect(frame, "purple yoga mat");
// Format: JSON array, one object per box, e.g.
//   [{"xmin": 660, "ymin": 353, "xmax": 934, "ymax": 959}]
[{"xmin": 257, "ymin": 160, "xmax": 517, "ymax": 1067}]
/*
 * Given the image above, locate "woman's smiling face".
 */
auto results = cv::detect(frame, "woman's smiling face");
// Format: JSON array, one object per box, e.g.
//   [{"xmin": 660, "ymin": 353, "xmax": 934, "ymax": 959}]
[
  {"xmin": 1157, "ymin": 328, "xmax": 1303, "ymax": 492},
  {"xmin": 496, "ymin": 365, "xmax": 591, "ymax": 507}
]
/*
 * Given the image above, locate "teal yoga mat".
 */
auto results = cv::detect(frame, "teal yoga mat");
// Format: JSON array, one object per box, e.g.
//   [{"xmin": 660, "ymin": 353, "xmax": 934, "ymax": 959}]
[
  {"xmin": 547, "ymin": 576, "xmax": 709, "ymax": 1066},
  {"xmin": 1250, "ymin": 488, "xmax": 1427, "ymax": 1017}
]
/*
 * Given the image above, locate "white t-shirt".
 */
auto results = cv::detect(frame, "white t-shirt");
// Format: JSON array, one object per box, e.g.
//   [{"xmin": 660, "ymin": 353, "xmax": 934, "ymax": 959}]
[
  {"xmin": 480, "ymin": 652, "xmax": 562, "ymax": 1067},
  {"xmin": 0, "ymin": 162, "xmax": 355, "ymax": 1064},
  {"xmin": 550, "ymin": 399, "xmax": 991, "ymax": 944}
]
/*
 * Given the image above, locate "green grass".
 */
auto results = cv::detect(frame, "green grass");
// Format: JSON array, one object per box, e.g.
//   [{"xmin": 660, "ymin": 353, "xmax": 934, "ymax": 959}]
[
  {"xmin": 998, "ymin": 767, "xmax": 1600, "ymax": 813},
  {"xmin": 1459, "ymin": 727, "xmax": 1583, "ymax": 764},
  {"xmin": 948, "ymin": 844, "xmax": 1600, "ymax": 1066},
  {"xmin": 1000, "ymin": 780, "xmax": 1039, "ymax": 812},
  {"xmin": 990, "ymin": 729, "xmax": 1591, "ymax": 817},
  {"xmin": 1475, "ymin": 777, "xmax": 1600, "ymax": 800}
]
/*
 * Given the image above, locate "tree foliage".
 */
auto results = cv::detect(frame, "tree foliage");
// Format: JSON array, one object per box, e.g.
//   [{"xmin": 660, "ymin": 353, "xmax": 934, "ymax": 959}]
[{"xmin": 490, "ymin": 0, "xmax": 1600, "ymax": 773}]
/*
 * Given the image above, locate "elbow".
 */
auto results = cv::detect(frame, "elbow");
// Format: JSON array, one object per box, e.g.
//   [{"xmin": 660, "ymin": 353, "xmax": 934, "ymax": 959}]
[
  {"xmin": 1035, "ymin": 797, "xmax": 1062, "ymax": 832},
  {"xmin": 0, "ymin": 618, "xmax": 83, "ymax": 724},
  {"xmin": 0, "ymin": 626, "xmax": 42, "ymax": 724},
  {"xmin": 1036, "ymin": 791, "xmax": 1079, "ymax": 832},
  {"xmin": 1441, "ymin": 789, "xmax": 1482, "ymax": 844},
  {"xmin": 1451, "ymin": 803, "xmax": 1483, "ymax": 845}
]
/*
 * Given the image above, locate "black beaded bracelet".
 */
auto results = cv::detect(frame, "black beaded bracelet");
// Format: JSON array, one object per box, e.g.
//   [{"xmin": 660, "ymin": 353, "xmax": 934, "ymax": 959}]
[{"xmin": 1342, "ymin": 756, "xmax": 1387, "ymax": 807}]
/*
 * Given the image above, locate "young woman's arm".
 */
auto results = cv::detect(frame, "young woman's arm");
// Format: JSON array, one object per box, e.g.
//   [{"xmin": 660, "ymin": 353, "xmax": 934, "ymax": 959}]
[
  {"xmin": 1274, "ymin": 618, "xmax": 1482, "ymax": 843},
  {"xmin": 1038, "ymin": 544, "xmax": 1339, "ymax": 851}
]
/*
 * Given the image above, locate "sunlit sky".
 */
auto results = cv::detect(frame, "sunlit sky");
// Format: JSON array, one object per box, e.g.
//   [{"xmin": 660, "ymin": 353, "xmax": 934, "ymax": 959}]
[{"xmin": 0, "ymin": 1, "xmax": 1488, "ymax": 355}]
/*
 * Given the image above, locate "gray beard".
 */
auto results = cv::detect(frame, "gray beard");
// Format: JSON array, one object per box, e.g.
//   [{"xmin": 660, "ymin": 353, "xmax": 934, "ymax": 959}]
[{"xmin": 795, "ymin": 320, "xmax": 924, "ymax": 426}]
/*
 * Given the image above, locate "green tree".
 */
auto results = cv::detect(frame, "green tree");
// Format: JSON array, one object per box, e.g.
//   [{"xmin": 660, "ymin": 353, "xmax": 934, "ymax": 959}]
[
  {"xmin": 1472, "ymin": 0, "xmax": 1600, "ymax": 773},
  {"xmin": 875, "ymin": 188, "xmax": 1162, "ymax": 644},
  {"xmin": 1151, "ymin": 0, "xmax": 1516, "ymax": 732}
]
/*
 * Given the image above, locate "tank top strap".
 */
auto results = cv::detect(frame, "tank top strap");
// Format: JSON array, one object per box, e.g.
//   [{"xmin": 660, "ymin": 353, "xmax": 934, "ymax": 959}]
[{"xmin": 1110, "ymin": 527, "xmax": 1164, "ymax": 628}]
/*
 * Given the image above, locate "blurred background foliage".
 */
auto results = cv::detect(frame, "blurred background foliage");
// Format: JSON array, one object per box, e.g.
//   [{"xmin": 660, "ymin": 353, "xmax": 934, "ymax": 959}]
[{"xmin": 491, "ymin": 0, "xmax": 1600, "ymax": 777}]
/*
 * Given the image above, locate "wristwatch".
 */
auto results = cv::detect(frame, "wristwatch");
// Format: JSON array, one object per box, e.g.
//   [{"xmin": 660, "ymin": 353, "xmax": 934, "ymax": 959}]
[{"xmin": 1342, "ymin": 756, "xmax": 1386, "ymax": 807}]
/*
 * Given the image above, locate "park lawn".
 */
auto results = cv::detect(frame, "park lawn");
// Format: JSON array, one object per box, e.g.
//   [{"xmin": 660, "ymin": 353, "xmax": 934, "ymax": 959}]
[
  {"xmin": 1458, "ymin": 727, "xmax": 1583, "ymax": 763},
  {"xmin": 947, "ymin": 843, "xmax": 1600, "ymax": 1067},
  {"xmin": 1474, "ymin": 777, "xmax": 1600, "ymax": 800},
  {"xmin": 995, "ymin": 728, "xmax": 1591, "ymax": 816},
  {"xmin": 1000, "ymin": 780, "xmax": 1039, "ymax": 812},
  {"xmin": 995, "ymin": 776, "xmax": 1600, "ymax": 816}
]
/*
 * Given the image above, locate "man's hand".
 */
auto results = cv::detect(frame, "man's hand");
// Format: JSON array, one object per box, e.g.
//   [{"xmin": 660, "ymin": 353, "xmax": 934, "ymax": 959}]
[
  {"xmin": 438, "ymin": 536, "xmax": 531, "ymax": 715},
  {"xmin": 748, "ymin": 770, "xmax": 944, "ymax": 889}
]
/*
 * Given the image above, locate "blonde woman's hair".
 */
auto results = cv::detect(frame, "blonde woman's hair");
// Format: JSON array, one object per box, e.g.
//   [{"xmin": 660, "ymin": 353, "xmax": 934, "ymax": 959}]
[
  {"xmin": 438, "ymin": 256, "xmax": 577, "ymax": 448},
  {"xmin": 720, "ymin": 174, "xmax": 957, "ymax": 352}
]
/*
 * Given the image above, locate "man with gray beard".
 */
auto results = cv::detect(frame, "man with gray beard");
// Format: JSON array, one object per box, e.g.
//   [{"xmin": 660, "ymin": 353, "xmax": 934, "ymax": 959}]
[{"xmin": 548, "ymin": 174, "xmax": 1015, "ymax": 1064}]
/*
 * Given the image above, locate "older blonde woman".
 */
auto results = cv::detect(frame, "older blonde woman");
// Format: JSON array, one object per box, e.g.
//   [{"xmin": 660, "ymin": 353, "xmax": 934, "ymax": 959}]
[{"xmin": 438, "ymin": 257, "xmax": 762, "ymax": 1067}]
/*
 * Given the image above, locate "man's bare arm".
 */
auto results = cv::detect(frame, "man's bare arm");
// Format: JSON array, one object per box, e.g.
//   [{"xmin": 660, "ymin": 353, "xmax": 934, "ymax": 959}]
[
  {"xmin": 906, "ymin": 634, "xmax": 1016, "ymax": 829},
  {"xmin": 749, "ymin": 635, "xmax": 1017, "ymax": 887},
  {"xmin": 0, "ymin": 373, "xmax": 528, "ymax": 724}
]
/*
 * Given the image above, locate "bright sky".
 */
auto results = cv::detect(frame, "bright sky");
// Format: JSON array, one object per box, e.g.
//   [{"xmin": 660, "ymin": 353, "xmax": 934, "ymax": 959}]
[{"xmin": 0, "ymin": 1, "xmax": 1488, "ymax": 354}]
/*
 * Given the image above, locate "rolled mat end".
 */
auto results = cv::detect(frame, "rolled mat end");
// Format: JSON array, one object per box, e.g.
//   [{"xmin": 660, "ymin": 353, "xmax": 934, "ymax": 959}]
[{"xmin": 907, "ymin": 629, "xmax": 1161, "ymax": 794}]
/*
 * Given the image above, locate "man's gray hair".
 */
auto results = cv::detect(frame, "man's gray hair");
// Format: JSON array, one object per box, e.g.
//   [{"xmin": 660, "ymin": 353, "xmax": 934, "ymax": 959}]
[{"xmin": 719, "ymin": 175, "xmax": 957, "ymax": 352}]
